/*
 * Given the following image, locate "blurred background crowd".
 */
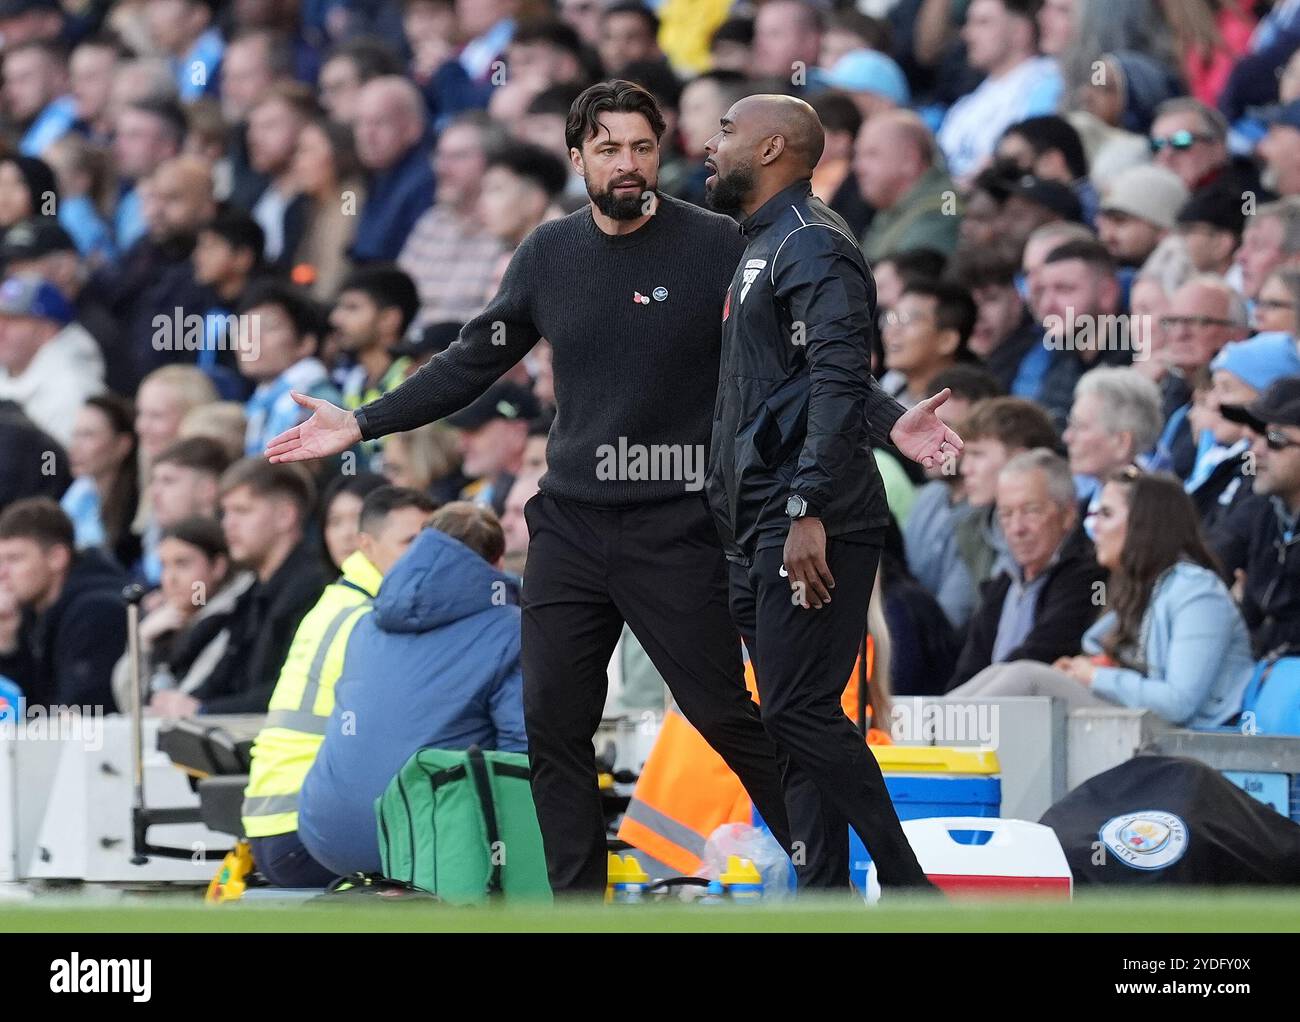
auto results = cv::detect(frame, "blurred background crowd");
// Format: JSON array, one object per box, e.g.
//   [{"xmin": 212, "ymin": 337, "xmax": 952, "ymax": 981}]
[{"xmin": 0, "ymin": 0, "xmax": 1296, "ymax": 744}]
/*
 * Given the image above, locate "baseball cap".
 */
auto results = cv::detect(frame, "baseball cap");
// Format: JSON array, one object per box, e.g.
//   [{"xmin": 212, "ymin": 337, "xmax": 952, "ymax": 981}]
[
  {"xmin": 1263, "ymin": 99, "xmax": 1300, "ymax": 132},
  {"xmin": 825, "ymin": 49, "xmax": 910, "ymax": 105},
  {"xmin": 0, "ymin": 218, "xmax": 76, "ymax": 263},
  {"xmin": 391, "ymin": 321, "xmax": 463, "ymax": 360},
  {"xmin": 1099, "ymin": 164, "xmax": 1189, "ymax": 231},
  {"xmin": 447, "ymin": 381, "xmax": 541, "ymax": 431},
  {"xmin": 1220, "ymin": 376, "xmax": 1300, "ymax": 432},
  {"xmin": 0, "ymin": 274, "xmax": 73, "ymax": 325},
  {"xmin": 1209, "ymin": 331, "xmax": 1300, "ymax": 392},
  {"xmin": 1007, "ymin": 175, "xmax": 1084, "ymax": 223},
  {"xmin": 1175, "ymin": 185, "xmax": 1246, "ymax": 235}
]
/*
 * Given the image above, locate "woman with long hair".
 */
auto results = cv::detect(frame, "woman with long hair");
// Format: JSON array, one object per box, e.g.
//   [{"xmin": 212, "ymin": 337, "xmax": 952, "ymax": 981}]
[
  {"xmin": 318, "ymin": 471, "xmax": 389, "ymax": 573},
  {"xmin": 289, "ymin": 116, "xmax": 367, "ymax": 300},
  {"xmin": 947, "ymin": 468, "xmax": 1255, "ymax": 727},
  {"xmin": 61, "ymin": 394, "xmax": 141, "ymax": 570}
]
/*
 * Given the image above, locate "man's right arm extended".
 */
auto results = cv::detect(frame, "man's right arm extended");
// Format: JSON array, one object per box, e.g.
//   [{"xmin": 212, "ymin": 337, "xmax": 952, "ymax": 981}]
[{"xmin": 354, "ymin": 238, "xmax": 543, "ymax": 441}]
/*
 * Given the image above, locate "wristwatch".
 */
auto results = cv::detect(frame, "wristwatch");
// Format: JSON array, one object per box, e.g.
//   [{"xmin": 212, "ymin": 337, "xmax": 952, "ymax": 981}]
[{"xmin": 786, "ymin": 494, "xmax": 812, "ymax": 519}]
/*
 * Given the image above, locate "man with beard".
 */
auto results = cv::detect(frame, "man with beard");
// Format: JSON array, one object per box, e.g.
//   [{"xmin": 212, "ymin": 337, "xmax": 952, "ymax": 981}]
[
  {"xmin": 261, "ymin": 80, "xmax": 796, "ymax": 896},
  {"xmin": 703, "ymin": 94, "xmax": 959, "ymax": 893},
  {"xmin": 92, "ymin": 154, "xmax": 216, "ymax": 392}
]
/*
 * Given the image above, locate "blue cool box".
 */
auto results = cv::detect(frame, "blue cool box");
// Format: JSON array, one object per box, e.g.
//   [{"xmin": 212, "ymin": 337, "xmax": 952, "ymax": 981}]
[
  {"xmin": 754, "ymin": 769, "xmax": 1002, "ymax": 892},
  {"xmin": 849, "ymin": 773, "xmax": 1002, "ymax": 891}
]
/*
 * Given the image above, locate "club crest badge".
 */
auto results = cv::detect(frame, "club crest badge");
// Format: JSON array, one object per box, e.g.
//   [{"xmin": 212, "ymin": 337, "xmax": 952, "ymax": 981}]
[{"xmin": 1099, "ymin": 810, "xmax": 1188, "ymax": 870}]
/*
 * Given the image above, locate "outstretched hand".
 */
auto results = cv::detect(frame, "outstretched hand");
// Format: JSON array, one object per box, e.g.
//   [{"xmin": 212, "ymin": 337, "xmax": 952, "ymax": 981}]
[
  {"xmin": 889, "ymin": 388, "xmax": 964, "ymax": 470},
  {"xmin": 264, "ymin": 392, "xmax": 362, "ymax": 464}
]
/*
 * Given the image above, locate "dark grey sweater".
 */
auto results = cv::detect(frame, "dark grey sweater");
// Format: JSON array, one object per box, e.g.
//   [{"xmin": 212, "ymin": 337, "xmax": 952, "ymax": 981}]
[{"xmin": 355, "ymin": 194, "xmax": 747, "ymax": 506}]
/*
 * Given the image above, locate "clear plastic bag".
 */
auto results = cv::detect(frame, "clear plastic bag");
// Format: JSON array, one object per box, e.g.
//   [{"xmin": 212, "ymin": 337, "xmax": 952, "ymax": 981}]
[{"xmin": 699, "ymin": 822, "xmax": 797, "ymax": 900}]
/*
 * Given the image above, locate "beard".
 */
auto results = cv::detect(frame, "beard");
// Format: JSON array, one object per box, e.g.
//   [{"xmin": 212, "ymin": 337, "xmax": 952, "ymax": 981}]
[
  {"xmin": 588, "ymin": 172, "xmax": 654, "ymax": 220},
  {"xmin": 705, "ymin": 160, "xmax": 757, "ymax": 218}
]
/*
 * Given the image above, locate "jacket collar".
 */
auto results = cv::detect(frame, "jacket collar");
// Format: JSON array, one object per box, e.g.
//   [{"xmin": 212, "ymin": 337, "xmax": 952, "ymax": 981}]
[
  {"xmin": 339, "ymin": 549, "xmax": 383, "ymax": 598},
  {"xmin": 741, "ymin": 178, "xmax": 813, "ymax": 238}
]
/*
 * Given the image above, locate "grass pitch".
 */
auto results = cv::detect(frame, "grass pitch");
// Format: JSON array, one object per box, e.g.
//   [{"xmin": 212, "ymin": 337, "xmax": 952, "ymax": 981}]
[{"xmin": 1, "ymin": 888, "xmax": 1297, "ymax": 932}]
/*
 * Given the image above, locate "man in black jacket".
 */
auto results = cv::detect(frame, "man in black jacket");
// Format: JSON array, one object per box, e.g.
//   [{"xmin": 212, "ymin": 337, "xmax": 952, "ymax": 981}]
[
  {"xmin": 703, "ymin": 94, "xmax": 961, "ymax": 892},
  {"xmin": 1215, "ymin": 378, "xmax": 1300, "ymax": 655},
  {"xmin": 0, "ymin": 498, "xmax": 126, "ymax": 709},
  {"xmin": 947, "ymin": 450, "xmax": 1105, "ymax": 690}
]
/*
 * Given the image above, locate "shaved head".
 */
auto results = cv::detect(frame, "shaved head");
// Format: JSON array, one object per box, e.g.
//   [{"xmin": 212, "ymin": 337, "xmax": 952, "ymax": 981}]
[
  {"xmin": 729, "ymin": 94, "xmax": 825, "ymax": 172},
  {"xmin": 704, "ymin": 93, "xmax": 826, "ymax": 218}
]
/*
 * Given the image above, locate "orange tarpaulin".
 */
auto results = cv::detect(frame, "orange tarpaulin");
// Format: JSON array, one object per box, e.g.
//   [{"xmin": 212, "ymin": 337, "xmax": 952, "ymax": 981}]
[{"xmin": 617, "ymin": 644, "xmax": 890, "ymax": 875}]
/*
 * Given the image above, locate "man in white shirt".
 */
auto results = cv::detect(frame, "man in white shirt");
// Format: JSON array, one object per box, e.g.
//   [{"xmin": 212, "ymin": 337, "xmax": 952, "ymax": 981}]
[
  {"xmin": 937, "ymin": 0, "xmax": 1061, "ymax": 182},
  {"xmin": 0, "ymin": 274, "xmax": 103, "ymax": 448}
]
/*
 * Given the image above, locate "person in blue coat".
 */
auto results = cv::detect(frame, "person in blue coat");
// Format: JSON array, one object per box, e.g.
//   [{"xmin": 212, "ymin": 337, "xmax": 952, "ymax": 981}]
[{"xmin": 298, "ymin": 501, "xmax": 526, "ymax": 878}]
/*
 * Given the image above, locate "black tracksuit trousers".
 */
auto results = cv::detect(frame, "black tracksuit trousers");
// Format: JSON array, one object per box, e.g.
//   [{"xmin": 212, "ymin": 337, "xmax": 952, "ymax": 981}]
[
  {"xmin": 728, "ymin": 533, "xmax": 932, "ymax": 892},
  {"xmin": 520, "ymin": 491, "xmax": 794, "ymax": 895}
]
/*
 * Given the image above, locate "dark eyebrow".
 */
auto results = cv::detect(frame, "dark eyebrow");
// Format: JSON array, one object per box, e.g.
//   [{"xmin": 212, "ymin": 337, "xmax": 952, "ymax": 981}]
[{"xmin": 719, "ymin": 116, "xmax": 733, "ymax": 128}]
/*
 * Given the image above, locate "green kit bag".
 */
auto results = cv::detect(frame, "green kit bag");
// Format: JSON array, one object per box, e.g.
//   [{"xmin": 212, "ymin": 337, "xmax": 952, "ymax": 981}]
[{"xmin": 375, "ymin": 745, "xmax": 553, "ymax": 904}]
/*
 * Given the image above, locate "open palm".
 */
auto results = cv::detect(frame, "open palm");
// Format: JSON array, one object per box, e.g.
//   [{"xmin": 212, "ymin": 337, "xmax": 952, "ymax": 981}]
[
  {"xmin": 889, "ymin": 388, "xmax": 964, "ymax": 470},
  {"xmin": 265, "ymin": 392, "xmax": 362, "ymax": 464}
]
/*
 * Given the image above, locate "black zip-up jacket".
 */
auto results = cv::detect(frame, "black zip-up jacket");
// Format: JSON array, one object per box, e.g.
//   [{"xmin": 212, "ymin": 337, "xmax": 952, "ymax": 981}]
[
  {"xmin": 1210, "ymin": 492, "xmax": 1300, "ymax": 656},
  {"xmin": 707, "ymin": 180, "xmax": 905, "ymax": 563}
]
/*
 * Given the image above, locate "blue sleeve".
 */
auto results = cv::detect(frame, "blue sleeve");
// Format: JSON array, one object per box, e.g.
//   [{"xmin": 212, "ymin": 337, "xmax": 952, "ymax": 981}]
[{"xmin": 1089, "ymin": 584, "xmax": 1237, "ymax": 725}]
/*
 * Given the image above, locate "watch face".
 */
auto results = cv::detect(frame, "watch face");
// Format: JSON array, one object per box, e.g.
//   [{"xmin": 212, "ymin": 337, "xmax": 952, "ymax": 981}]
[{"xmin": 786, "ymin": 496, "xmax": 803, "ymax": 517}]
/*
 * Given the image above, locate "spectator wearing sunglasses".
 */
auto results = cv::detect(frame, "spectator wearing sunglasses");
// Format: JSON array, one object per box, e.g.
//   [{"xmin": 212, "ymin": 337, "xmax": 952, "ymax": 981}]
[
  {"xmin": 1214, "ymin": 377, "xmax": 1300, "ymax": 655},
  {"xmin": 1149, "ymin": 98, "xmax": 1265, "ymax": 198},
  {"xmin": 1188, "ymin": 332, "xmax": 1300, "ymax": 534}
]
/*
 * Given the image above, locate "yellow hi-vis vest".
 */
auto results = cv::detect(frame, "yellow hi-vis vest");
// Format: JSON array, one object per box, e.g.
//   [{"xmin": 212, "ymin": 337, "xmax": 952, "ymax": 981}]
[{"xmin": 241, "ymin": 551, "xmax": 381, "ymax": 838}]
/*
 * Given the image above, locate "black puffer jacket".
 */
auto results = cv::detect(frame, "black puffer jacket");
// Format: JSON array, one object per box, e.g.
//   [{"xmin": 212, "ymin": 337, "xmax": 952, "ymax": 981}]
[{"xmin": 706, "ymin": 180, "xmax": 905, "ymax": 563}]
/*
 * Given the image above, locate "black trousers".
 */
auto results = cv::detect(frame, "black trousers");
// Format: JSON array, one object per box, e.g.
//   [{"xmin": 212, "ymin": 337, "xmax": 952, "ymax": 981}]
[
  {"xmin": 520, "ymin": 492, "xmax": 794, "ymax": 894},
  {"xmin": 728, "ymin": 533, "xmax": 931, "ymax": 891}
]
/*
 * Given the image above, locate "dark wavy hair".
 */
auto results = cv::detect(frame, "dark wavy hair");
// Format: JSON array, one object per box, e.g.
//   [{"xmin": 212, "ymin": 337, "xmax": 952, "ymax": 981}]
[
  {"xmin": 1101, "ymin": 468, "xmax": 1221, "ymax": 665},
  {"xmin": 564, "ymin": 79, "xmax": 665, "ymax": 153},
  {"xmin": 81, "ymin": 394, "xmax": 139, "ymax": 555}
]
